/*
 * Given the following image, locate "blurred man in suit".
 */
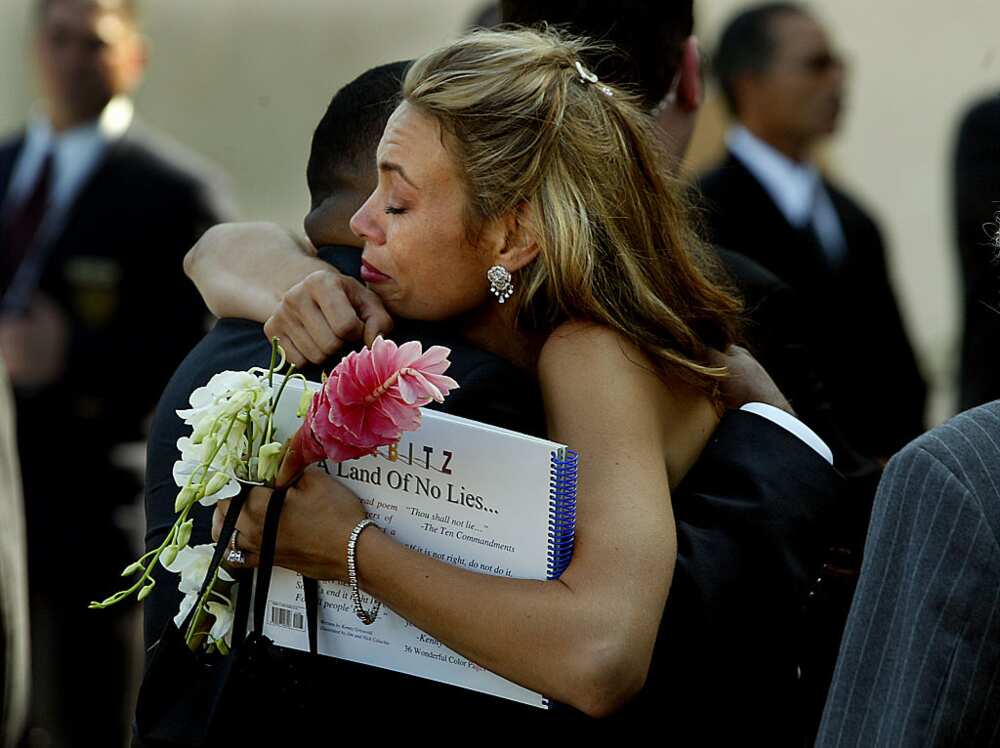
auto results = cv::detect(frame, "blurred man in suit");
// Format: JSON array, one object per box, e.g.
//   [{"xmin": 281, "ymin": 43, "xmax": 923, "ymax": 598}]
[
  {"xmin": 0, "ymin": 0, "xmax": 234, "ymax": 742},
  {"xmin": 953, "ymin": 92, "xmax": 1000, "ymax": 411},
  {"xmin": 817, "ymin": 397, "xmax": 1000, "ymax": 745},
  {"xmin": 698, "ymin": 2, "xmax": 926, "ymax": 462}
]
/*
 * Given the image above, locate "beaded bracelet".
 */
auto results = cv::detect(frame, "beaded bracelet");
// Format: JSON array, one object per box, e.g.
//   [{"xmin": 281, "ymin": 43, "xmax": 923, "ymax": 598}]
[{"xmin": 347, "ymin": 518, "xmax": 381, "ymax": 625}]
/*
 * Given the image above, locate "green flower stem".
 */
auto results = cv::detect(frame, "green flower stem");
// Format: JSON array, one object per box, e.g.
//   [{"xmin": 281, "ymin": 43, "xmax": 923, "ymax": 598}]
[
  {"xmin": 184, "ymin": 570, "xmax": 234, "ymax": 650},
  {"xmin": 265, "ymin": 363, "xmax": 298, "ymax": 447},
  {"xmin": 89, "ymin": 409, "xmax": 241, "ymax": 610}
]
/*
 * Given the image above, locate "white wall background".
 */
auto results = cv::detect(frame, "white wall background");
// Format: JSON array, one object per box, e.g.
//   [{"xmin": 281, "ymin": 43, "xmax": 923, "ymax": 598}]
[{"xmin": 2, "ymin": 0, "xmax": 997, "ymax": 425}]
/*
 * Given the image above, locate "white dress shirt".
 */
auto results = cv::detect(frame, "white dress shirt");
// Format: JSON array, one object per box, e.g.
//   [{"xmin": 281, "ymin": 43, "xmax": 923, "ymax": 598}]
[{"xmin": 727, "ymin": 125, "xmax": 846, "ymax": 267}]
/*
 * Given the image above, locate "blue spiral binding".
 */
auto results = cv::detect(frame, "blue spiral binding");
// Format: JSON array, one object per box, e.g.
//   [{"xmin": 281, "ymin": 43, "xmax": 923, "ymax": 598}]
[{"xmin": 546, "ymin": 449, "xmax": 578, "ymax": 580}]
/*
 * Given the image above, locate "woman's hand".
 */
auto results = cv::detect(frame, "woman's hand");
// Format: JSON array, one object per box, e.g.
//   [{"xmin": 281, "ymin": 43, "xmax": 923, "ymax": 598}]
[
  {"xmin": 264, "ymin": 270, "xmax": 392, "ymax": 368},
  {"xmin": 211, "ymin": 466, "xmax": 367, "ymax": 580}
]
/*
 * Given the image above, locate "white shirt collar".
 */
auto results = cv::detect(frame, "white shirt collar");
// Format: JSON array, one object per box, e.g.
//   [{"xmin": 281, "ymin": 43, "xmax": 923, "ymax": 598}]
[
  {"xmin": 726, "ymin": 125, "xmax": 821, "ymax": 228},
  {"xmin": 7, "ymin": 96, "xmax": 134, "ymax": 217}
]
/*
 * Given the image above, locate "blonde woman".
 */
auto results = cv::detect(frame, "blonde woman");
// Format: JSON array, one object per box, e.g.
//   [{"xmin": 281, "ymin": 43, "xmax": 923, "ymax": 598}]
[{"xmin": 192, "ymin": 29, "xmax": 833, "ymax": 735}]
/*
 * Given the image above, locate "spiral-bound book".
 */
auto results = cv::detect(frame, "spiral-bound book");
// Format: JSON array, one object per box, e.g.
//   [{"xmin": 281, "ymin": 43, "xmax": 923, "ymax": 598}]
[{"xmin": 260, "ymin": 376, "xmax": 578, "ymax": 709}]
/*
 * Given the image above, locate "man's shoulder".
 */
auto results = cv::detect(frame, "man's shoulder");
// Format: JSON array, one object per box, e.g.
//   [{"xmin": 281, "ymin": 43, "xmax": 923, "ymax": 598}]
[
  {"xmin": 104, "ymin": 121, "xmax": 235, "ymax": 212},
  {"xmin": 695, "ymin": 153, "xmax": 748, "ymax": 198},
  {"xmin": 694, "ymin": 154, "xmax": 772, "ymax": 227},
  {"xmin": 895, "ymin": 401, "xmax": 1000, "ymax": 481},
  {"xmin": 176, "ymin": 318, "xmax": 274, "ymax": 384},
  {"xmin": 0, "ymin": 130, "xmax": 25, "ymax": 157},
  {"xmin": 0, "ymin": 131, "xmax": 26, "ymax": 188},
  {"xmin": 958, "ymin": 91, "xmax": 1000, "ymax": 134}
]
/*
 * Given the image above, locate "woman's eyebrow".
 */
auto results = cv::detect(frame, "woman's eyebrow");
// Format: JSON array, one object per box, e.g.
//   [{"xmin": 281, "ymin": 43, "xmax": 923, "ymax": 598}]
[{"xmin": 378, "ymin": 160, "xmax": 420, "ymax": 190}]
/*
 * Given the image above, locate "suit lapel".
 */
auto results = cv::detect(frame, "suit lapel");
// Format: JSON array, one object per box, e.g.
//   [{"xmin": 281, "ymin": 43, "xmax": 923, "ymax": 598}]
[
  {"xmin": 723, "ymin": 154, "xmax": 836, "ymax": 295},
  {"xmin": 0, "ymin": 135, "xmax": 26, "ymax": 214},
  {"xmin": 36, "ymin": 129, "xmax": 129, "ymax": 263}
]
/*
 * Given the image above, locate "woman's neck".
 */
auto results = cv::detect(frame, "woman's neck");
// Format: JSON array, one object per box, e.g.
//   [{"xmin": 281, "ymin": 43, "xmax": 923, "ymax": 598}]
[{"xmin": 457, "ymin": 298, "xmax": 546, "ymax": 374}]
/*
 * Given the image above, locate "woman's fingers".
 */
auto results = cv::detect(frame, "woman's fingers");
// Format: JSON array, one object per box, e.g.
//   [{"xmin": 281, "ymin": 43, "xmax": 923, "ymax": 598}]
[
  {"xmin": 210, "ymin": 487, "xmax": 273, "ymax": 555},
  {"xmin": 264, "ymin": 308, "xmax": 319, "ymax": 367},
  {"xmin": 263, "ymin": 270, "xmax": 394, "ymax": 366}
]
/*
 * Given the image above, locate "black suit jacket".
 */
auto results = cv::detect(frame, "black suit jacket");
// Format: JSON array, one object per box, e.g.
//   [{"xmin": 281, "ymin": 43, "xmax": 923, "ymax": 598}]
[
  {"xmin": 698, "ymin": 153, "xmax": 926, "ymax": 459},
  {"xmin": 953, "ymin": 93, "xmax": 1000, "ymax": 411},
  {"xmin": 716, "ymin": 247, "xmax": 880, "ymax": 547},
  {"xmin": 139, "ymin": 247, "xmax": 842, "ymax": 741},
  {"xmin": 0, "ymin": 121, "xmax": 234, "ymax": 585}
]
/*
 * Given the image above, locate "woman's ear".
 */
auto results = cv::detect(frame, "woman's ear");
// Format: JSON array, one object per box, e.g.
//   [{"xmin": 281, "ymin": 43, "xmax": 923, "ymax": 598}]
[{"xmin": 495, "ymin": 202, "xmax": 540, "ymax": 272}]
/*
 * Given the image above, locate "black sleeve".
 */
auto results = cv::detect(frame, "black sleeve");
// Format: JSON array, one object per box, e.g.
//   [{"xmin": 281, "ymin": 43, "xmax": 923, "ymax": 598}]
[
  {"xmin": 658, "ymin": 409, "xmax": 844, "ymax": 743},
  {"xmin": 715, "ymin": 247, "xmax": 882, "ymax": 547}
]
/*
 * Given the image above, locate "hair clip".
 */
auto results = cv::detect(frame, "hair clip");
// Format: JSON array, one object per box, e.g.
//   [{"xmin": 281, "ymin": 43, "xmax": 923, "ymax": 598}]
[{"xmin": 574, "ymin": 60, "xmax": 614, "ymax": 97}]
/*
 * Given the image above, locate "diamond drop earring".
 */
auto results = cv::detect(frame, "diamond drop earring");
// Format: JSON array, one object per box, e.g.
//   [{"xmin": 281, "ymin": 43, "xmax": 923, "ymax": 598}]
[{"xmin": 487, "ymin": 265, "xmax": 513, "ymax": 304}]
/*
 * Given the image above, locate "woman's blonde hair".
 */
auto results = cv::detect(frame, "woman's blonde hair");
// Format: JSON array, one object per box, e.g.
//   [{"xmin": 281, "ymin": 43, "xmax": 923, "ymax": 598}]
[{"xmin": 403, "ymin": 27, "xmax": 742, "ymax": 394}]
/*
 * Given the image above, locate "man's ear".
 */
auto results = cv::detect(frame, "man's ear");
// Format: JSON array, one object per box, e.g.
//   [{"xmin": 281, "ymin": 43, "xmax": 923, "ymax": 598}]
[
  {"xmin": 494, "ymin": 202, "xmax": 540, "ymax": 272},
  {"xmin": 676, "ymin": 36, "xmax": 702, "ymax": 113}
]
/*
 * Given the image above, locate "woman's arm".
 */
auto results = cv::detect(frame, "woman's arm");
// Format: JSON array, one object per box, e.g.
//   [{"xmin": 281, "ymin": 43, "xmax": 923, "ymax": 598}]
[
  {"xmin": 218, "ymin": 325, "xmax": 691, "ymax": 716},
  {"xmin": 184, "ymin": 222, "xmax": 325, "ymax": 320},
  {"xmin": 184, "ymin": 222, "xmax": 391, "ymax": 365}
]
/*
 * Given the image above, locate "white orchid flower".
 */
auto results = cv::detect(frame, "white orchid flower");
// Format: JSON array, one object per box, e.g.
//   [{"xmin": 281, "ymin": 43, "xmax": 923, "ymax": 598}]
[
  {"xmin": 256, "ymin": 441, "xmax": 285, "ymax": 483},
  {"xmin": 178, "ymin": 371, "xmax": 269, "ymax": 417},
  {"xmin": 173, "ymin": 592, "xmax": 197, "ymax": 629},
  {"xmin": 162, "ymin": 543, "xmax": 233, "ymax": 596},
  {"xmin": 207, "ymin": 599, "xmax": 236, "ymax": 646},
  {"xmin": 172, "ymin": 459, "xmax": 240, "ymax": 508}
]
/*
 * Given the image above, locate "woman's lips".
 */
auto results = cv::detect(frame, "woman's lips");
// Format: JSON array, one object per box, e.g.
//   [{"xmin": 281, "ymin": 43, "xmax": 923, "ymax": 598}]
[{"xmin": 360, "ymin": 259, "xmax": 391, "ymax": 284}]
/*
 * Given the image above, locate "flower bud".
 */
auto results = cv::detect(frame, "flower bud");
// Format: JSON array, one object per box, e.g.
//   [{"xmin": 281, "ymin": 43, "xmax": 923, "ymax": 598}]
[
  {"xmin": 191, "ymin": 416, "xmax": 215, "ymax": 444},
  {"xmin": 161, "ymin": 544, "xmax": 179, "ymax": 567},
  {"xmin": 201, "ymin": 435, "xmax": 219, "ymax": 458},
  {"xmin": 174, "ymin": 485, "xmax": 197, "ymax": 512},
  {"xmin": 257, "ymin": 441, "xmax": 284, "ymax": 483},
  {"xmin": 176, "ymin": 519, "xmax": 194, "ymax": 548},
  {"xmin": 137, "ymin": 580, "xmax": 155, "ymax": 601},
  {"xmin": 121, "ymin": 560, "xmax": 145, "ymax": 577},
  {"xmin": 296, "ymin": 388, "xmax": 314, "ymax": 418},
  {"xmin": 205, "ymin": 471, "xmax": 230, "ymax": 496}
]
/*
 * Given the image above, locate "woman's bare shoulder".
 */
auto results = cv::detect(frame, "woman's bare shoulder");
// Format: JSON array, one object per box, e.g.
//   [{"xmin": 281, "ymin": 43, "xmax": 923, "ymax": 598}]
[
  {"xmin": 538, "ymin": 322, "xmax": 652, "ymax": 382},
  {"xmin": 538, "ymin": 322, "xmax": 718, "ymax": 487}
]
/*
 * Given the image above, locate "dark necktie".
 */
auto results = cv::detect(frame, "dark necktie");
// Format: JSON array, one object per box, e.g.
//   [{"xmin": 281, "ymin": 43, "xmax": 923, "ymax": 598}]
[{"xmin": 1, "ymin": 151, "xmax": 53, "ymax": 296}]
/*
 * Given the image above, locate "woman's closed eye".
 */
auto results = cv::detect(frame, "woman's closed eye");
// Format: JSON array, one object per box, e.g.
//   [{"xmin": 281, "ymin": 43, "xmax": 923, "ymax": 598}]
[{"xmin": 384, "ymin": 205, "xmax": 406, "ymax": 215}]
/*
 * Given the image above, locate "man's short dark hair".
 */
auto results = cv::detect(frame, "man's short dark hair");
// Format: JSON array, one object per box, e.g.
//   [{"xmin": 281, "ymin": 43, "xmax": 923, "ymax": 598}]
[
  {"xmin": 306, "ymin": 60, "xmax": 411, "ymax": 208},
  {"xmin": 713, "ymin": 2, "xmax": 804, "ymax": 116},
  {"xmin": 499, "ymin": 0, "xmax": 693, "ymax": 110}
]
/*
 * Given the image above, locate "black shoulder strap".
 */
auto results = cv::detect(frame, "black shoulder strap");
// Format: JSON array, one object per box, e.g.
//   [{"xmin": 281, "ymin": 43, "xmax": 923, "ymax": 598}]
[
  {"xmin": 251, "ymin": 485, "xmax": 288, "ymax": 634},
  {"xmin": 183, "ymin": 487, "xmax": 247, "ymax": 631}
]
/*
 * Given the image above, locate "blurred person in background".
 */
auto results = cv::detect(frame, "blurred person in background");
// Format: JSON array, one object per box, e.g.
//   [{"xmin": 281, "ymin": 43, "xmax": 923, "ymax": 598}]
[
  {"xmin": 953, "ymin": 92, "xmax": 1000, "ymax": 411},
  {"xmin": 0, "ymin": 360, "xmax": 29, "ymax": 748},
  {"xmin": 0, "ymin": 0, "xmax": 234, "ymax": 743},
  {"xmin": 466, "ymin": 0, "xmax": 500, "ymax": 30},
  {"xmin": 697, "ymin": 2, "xmax": 926, "ymax": 463}
]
